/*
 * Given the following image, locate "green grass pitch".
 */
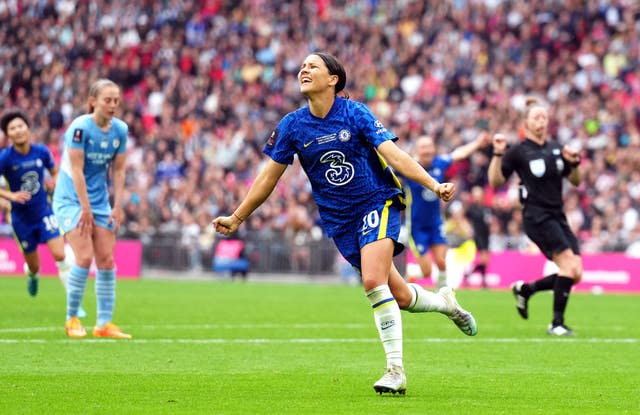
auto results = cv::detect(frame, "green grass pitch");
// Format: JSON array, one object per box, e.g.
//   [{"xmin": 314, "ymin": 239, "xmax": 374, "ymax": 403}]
[{"xmin": 0, "ymin": 276, "xmax": 638, "ymax": 414}]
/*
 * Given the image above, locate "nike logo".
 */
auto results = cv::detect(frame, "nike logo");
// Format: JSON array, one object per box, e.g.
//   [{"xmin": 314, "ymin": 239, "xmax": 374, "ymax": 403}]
[
  {"xmin": 362, "ymin": 229, "xmax": 375, "ymax": 236},
  {"xmin": 303, "ymin": 140, "xmax": 314, "ymax": 148},
  {"xmin": 381, "ymin": 320, "xmax": 395, "ymax": 330}
]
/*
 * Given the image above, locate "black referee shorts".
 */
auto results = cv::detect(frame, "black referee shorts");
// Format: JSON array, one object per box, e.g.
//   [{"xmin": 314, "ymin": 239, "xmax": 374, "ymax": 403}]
[{"xmin": 523, "ymin": 206, "xmax": 580, "ymax": 260}]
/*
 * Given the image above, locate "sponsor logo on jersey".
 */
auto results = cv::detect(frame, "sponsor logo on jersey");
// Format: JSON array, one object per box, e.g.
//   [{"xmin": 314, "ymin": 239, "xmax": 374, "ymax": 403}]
[
  {"xmin": 316, "ymin": 133, "xmax": 336, "ymax": 145},
  {"xmin": 374, "ymin": 119, "xmax": 388, "ymax": 134}
]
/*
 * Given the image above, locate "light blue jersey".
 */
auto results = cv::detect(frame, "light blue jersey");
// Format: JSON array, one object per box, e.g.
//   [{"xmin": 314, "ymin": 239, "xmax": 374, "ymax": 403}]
[{"xmin": 53, "ymin": 114, "xmax": 127, "ymax": 232}]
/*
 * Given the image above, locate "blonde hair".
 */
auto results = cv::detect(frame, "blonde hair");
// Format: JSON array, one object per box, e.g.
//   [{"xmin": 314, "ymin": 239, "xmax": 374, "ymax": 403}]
[
  {"xmin": 524, "ymin": 97, "xmax": 545, "ymax": 119},
  {"xmin": 88, "ymin": 79, "xmax": 119, "ymax": 113}
]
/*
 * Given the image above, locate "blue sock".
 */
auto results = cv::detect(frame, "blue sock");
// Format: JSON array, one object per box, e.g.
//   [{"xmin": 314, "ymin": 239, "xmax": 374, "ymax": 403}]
[
  {"xmin": 66, "ymin": 265, "xmax": 89, "ymax": 320},
  {"xmin": 95, "ymin": 269, "xmax": 116, "ymax": 327}
]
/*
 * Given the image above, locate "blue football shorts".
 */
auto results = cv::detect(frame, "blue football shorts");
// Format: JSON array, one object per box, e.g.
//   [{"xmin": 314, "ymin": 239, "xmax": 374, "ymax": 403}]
[
  {"xmin": 408, "ymin": 222, "xmax": 447, "ymax": 257},
  {"xmin": 332, "ymin": 199, "xmax": 405, "ymax": 272},
  {"xmin": 11, "ymin": 209, "xmax": 61, "ymax": 254}
]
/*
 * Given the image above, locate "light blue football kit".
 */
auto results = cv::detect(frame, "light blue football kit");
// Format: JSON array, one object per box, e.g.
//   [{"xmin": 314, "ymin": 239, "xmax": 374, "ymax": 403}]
[
  {"xmin": 53, "ymin": 114, "xmax": 127, "ymax": 233},
  {"xmin": 0, "ymin": 144, "xmax": 58, "ymax": 253},
  {"xmin": 53, "ymin": 114, "xmax": 127, "ymax": 324},
  {"xmin": 263, "ymin": 97, "xmax": 405, "ymax": 271},
  {"xmin": 403, "ymin": 155, "xmax": 452, "ymax": 256}
]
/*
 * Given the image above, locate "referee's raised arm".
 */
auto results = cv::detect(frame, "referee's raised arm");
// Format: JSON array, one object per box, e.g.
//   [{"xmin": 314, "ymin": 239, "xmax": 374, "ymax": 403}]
[{"xmin": 488, "ymin": 133, "xmax": 507, "ymax": 188}]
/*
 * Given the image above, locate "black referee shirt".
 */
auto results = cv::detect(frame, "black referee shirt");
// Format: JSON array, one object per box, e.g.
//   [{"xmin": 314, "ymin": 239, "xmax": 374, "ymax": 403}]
[{"xmin": 501, "ymin": 139, "xmax": 573, "ymax": 211}]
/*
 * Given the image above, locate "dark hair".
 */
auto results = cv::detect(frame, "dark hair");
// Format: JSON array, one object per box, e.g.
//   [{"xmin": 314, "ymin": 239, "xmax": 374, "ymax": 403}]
[
  {"xmin": 313, "ymin": 52, "xmax": 347, "ymax": 95},
  {"xmin": 0, "ymin": 108, "xmax": 30, "ymax": 135}
]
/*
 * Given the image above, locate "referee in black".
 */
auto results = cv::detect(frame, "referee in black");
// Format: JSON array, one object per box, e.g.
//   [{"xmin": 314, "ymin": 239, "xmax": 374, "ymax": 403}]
[{"xmin": 488, "ymin": 97, "xmax": 583, "ymax": 336}]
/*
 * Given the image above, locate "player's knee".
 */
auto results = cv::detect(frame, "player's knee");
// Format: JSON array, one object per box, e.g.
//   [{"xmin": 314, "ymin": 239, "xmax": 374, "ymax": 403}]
[
  {"xmin": 96, "ymin": 257, "xmax": 115, "ymax": 270},
  {"xmin": 52, "ymin": 252, "xmax": 65, "ymax": 262},
  {"xmin": 564, "ymin": 255, "xmax": 583, "ymax": 282},
  {"xmin": 571, "ymin": 257, "xmax": 583, "ymax": 283}
]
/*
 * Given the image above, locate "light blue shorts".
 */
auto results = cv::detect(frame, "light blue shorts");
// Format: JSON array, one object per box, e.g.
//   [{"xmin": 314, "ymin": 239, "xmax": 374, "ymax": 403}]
[{"xmin": 53, "ymin": 200, "xmax": 115, "ymax": 234}]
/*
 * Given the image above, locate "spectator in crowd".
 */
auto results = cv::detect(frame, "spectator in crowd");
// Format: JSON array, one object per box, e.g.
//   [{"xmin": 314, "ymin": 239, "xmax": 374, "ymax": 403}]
[
  {"xmin": 464, "ymin": 185, "xmax": 492, "ymax": 289},
  {"xmin": 0, "ymin": 1, "xmax": 638, "ymax": 274}
]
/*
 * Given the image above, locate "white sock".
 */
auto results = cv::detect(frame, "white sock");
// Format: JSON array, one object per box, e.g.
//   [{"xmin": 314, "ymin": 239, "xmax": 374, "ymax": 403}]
[
  {"xmin": 56, "ymin": 260, "xmax": 71, "ymax": 290},
  {"xmin": 24, "ymin": 263, "xmax": 37, "ymax": 277},
  {"xmin": 406, "ymin": 283, "xmax": 448, "ymax": 313},
  {"xmin": 437, "ymin": 270, "xmax": 447, "ymax": 288},
  {"xmin": 366, "ymin": 284, "xmax": 403, "ymax": 368}
]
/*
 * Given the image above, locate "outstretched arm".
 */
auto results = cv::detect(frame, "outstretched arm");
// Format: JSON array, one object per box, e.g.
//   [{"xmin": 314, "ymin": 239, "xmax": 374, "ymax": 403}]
[
  {"xmin": 377, "ymin": 140, "xmax": 455, "ymax": 202},
  {"xmin": 212, "ymin": 159, "xmax": 288, "ymax": 235},
  {"xmin": 450, "ymin": 131, "xmax": 490, "ymax": 161}
]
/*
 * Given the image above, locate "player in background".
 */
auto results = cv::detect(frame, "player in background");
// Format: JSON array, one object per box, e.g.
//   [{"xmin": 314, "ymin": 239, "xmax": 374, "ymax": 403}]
[
  {"xmin": 0, "ymin": 109, "xmax": 86, "ymax": 317},
  {"xmin": 212, "ymin": 52, "xmax": 477, "ymax": 396},
  {"xmin": 463, "ymin": 185, "xmax": 492, "ymax": 289},
  {"xmin": 53, "ymin": 79, "xmax": 131, "ymax": 339},
  {"xmin": 488, "ymin": 97, "xmax": 583, "ymax": 336},
  {"xmin": 403, "ymin": 133, "xmax": 490, "ymax": 288}
]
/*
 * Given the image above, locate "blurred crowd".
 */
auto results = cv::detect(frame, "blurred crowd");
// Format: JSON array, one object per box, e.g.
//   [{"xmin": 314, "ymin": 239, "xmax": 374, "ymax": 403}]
[{"xmin": 1, "ymin": 0, "xmax": 640, "ymax": 269}]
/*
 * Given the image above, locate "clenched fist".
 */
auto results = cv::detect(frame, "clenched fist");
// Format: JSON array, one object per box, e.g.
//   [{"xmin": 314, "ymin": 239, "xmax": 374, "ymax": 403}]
[{"xmin": 435, "ymin": 182, "xmax": 455, "ymax": 202}]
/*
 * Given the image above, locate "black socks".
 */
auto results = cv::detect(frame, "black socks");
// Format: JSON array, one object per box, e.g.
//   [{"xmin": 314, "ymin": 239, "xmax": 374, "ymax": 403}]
[
  {"xmin": 552, "ymin": 276, "xmax": 574, "ymax": 326},
  {"xmin": 529, "ymin": 273, "xmax": 557, "ymax": 294}
]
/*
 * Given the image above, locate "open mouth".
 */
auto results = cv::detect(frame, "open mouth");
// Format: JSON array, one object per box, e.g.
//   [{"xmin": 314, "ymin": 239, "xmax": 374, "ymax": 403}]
[{"xmin": 300, "ymin": 77, "xmax": 312, "ymax": 85}]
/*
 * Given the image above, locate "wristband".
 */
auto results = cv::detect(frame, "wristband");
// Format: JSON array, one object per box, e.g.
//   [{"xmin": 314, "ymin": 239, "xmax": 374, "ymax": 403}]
[
  {"xmin": 493, "ymin": 153, "xmax": 504, "ymax": 157},
  {"xmin": 232, "ymin": 212, "xmax": 245, "ymax": 223}
]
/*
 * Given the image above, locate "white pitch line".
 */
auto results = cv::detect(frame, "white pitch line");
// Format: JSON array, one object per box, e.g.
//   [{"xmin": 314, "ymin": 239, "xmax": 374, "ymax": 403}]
[
  {"xmin": 0, "ymin": 337, "xmax": 637, "ymax": 344},
  {"xmin": 0, "ymin": 322, "xmax": 630, "ymax": 333},
  {"xmin": 0, "ymin": 323, "xmax": 371, "ymax": 333}
]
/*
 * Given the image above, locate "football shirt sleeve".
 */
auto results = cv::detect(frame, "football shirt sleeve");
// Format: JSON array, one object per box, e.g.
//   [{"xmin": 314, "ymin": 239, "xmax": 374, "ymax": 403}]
[
  {"xmin": 263, "ymin": 114, "xmax": 296, "ymax": 165},
  {"xmin": 353, "ymin": 102, "xmax": 396, "ymax": 147}
]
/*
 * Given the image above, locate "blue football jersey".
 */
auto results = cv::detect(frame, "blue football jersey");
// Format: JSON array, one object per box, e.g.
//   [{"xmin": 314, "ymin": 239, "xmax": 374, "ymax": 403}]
[
  {"xmin": 54, "ymin": 114, "xmax": 128, "ymax": 215},
  {"xmin": 0, "ymin": 143, "xmax": 55, "ymax": 221},
  {"xmin": 404, "ymin": 154, "xmax": 452, "ymax": 231},
  {"xmin": 263, "ymin": 97, "xmax": 404, "ymax": 237}
]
